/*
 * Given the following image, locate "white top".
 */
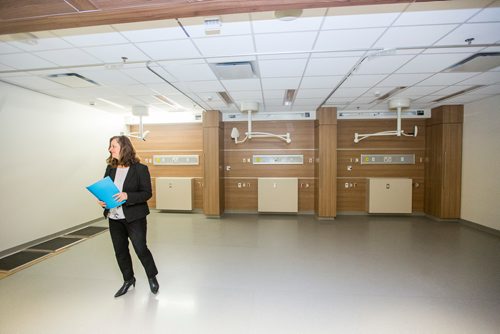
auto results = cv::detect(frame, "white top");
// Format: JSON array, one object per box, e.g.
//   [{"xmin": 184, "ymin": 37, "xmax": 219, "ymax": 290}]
[{"xmin": 108, "ymin": 167, "xmax": 129, "ymax": 220}]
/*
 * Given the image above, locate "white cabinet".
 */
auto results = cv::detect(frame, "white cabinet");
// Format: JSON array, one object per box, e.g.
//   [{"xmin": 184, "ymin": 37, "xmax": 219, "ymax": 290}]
[
  {"xmin": 156, "ymin": 177, "xmax": 193, "ymax": 211},
  {"xmin": 258, "ymin": 178, "xmax": 298, "ymax": 213},
  {"xmin": 368, "ymin": 178, "xmax": 412, "ymax": 213}
]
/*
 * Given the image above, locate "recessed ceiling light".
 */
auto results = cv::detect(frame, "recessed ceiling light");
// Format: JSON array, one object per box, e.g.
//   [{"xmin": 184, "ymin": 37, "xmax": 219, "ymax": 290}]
[
  {"xmin": 432, "ymin": 85, "xmax": 485, "ymax": 102},
  {"xmin": 283, "ymin": 89, "xmax": 296, "ymax": 106}
]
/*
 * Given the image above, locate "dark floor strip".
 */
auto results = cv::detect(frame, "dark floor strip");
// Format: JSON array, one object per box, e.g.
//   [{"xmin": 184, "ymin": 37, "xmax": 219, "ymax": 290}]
[
  {"xmin": 65, "ymin": 226, "xmax": 108, "ymax": 238},
  {"xmin": 0, "ymin": 250, "xmax": 51, "ymax": 272},
  {"xmin": 28, "ymin": 237, "xmax": 84, "ymax": 252}
]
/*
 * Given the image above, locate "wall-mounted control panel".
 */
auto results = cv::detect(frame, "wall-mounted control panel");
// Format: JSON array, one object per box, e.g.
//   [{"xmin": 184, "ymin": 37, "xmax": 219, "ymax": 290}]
[
  {"xmin": 252, "ymin": 155, "xmax": 304, "ymax": 165},
  {"xmin": 360, "ymin": 154, "xmax": 415, "ymax": 165},
  {"xmin": 153, "ymin": 155, "xmax": 199, "ymax": 165}
]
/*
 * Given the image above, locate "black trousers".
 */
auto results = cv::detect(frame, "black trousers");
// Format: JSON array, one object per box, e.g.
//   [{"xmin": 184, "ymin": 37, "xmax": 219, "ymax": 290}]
[{"xmin": 108, "ymin": 217, "xmax": 158, "ymax": 281}]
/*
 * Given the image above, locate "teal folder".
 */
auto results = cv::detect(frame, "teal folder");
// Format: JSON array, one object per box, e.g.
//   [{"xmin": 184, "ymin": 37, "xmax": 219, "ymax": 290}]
[{"xmin": 86, "ymin": 176, "xmax": 125, "ymax": 209}]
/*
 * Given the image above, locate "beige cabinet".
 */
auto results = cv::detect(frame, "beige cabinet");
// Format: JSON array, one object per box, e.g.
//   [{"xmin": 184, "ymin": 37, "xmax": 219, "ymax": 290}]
[
  {"xmin": 368, "ymin": 178, "xmax": 412, "ymax": 214},
  {"xmin": 258, "ymin": 178, "xmax": 298, "ymax": 213},
  {"xmin": 156, "ymin": 177, "xmax": 193, "ymax": 211}
]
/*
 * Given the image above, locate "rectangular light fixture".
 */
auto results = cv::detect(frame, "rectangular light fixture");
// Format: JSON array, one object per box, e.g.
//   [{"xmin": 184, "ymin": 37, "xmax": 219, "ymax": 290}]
[
  {"xmin": 432, "ymin": 85, "xmax": 485, "ymax": 102},
  {"xmin": 445, "ymin": 52, "xmax": 500, "ymax": 72},
  {"xmin": 283, "ymin": 89, "xmax": 296, "ymax": 106},
  {"xmin": 217, "ymin": 91, "xmax": 234, "ymax": 105},
  {"xmin": 96, "ymin": 98, "xmax": 127, "ymax": 110},
  {"xmin": 46, "ymin": 73, "xmax": 99, "ymax": 88},
  {"xmin": 153, "ymin": 94, "xmax": 177, "ymax": 107},
  {"xmin": 372, "ymin": 86, "xmax": 407, "ymax": 103}
]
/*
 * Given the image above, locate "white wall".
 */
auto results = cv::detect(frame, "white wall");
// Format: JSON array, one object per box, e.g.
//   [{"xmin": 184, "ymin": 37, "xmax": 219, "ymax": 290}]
[
  {"xmin": 462, "ymin": 95, "xmax": 500, "ymax": 231},
  {"xmin": 0, "ymin": 82, "xmax": 126, "ymax": 252}
]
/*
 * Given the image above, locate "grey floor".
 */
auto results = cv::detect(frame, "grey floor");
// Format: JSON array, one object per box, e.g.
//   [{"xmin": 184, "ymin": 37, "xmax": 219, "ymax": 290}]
[{"xmin": 0, "ymin": 213, "xmax": 499, "ymax": 334}]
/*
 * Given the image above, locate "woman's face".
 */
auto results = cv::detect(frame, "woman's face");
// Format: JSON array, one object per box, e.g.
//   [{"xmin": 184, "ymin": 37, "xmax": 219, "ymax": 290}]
[{"xmin": 109, "ymin": 139, "xmax": 121, "ymax": 160}]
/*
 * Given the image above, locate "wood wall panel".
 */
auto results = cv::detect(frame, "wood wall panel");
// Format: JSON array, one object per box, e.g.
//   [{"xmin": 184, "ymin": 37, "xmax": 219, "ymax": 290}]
[
  {"xmin": 337, "ymin": 178, "xmax": 367, "ymax": 212},
  {"xmin": 203, "ymin": 111, "xmax": 224, "ymax": 216},
  {"xmin": 130, "ymin": 124, "xmax": 202, "ymax": 151},
  {"xmin": 425, "ymin": 105, "xmax": 463, "ymax": 219},
  {"xmin": 315, "ymin": 107, "xmax": 337, "ymax": 218},
  {"xmin": 129, "ymin": 123, "xmax": 204, "ymax": 210},
  {"xmin": 223, "ymin": 120, "xmax": 315, "ymax": 212},
  {"xmin": 338, "ymin": 119, "xmax": 426, "ymax": 149},
  {"xmin": 337, "ymin": 119, "xmax": 426, "ymax": 213},
  {"xmin": 224, "ymin": 120, "xmax": 315, "ymax": 150}
]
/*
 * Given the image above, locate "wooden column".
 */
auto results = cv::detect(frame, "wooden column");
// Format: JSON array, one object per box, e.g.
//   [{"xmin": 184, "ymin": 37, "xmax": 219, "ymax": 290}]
[
  {"xmin": 314, "ymin": 107, "xmax": 337, "ymax": 219},
  {"xmin": 425, "ymin": 105, "xmax": 463, "ymax": 219},
  {"xmin": 203, "ymin": 110, "xmax": 224, "ymax": 217}
]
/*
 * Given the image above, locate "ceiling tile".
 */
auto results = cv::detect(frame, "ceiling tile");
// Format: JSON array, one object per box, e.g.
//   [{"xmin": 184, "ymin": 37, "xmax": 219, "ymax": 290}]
[
  {"xmin": 416, "ymin": 72, "xmax": 478, "ymax": 86},
  {"xmin": 374, "ymin": 25, "xmax": 457, "ymax": 49},
  {"xmin": 342, "ymin": 74, "xmax": 387, "ymax": 87},
  {"xmin": 77, "ymin": 69, "xmax": 140, "ymax": 86},
  {"xmin": 34, "ymin": 49, "xmax": 101, "ymax": 66},
  {"xmin": 393, "ymin": 8, "xmax": 480, "ymax": 26},
  {"xmin": 330, "ymin": 87, "xmax": 369, "ymax": 98},
  {"xmin": 322, "ymin": 12, "xmax": 399, "ymax": 29},
  {"xmin": 293, "ymin": 98, "xmax": 323, "ymax": 106},
  {"xmin": 57, "ymin": 30, "xmax": 129, "ymax": 47},
  {"xmin": 258, "ymin": 58, "xmax": 308, "ymax": 77},
  {"xmin": 8, "ymin": 37, "xmax": 73, "ymax": 52},
  {"xmin": 396, "ymin": 53, "xmax": 470, "ymax": 73},
  {"xmin": 113, "ymin": 20, "xmax": 186, "ymax": 42},
  {"xmin": 295, "ymin": 88, "xmax": 331, "ymax": 99},
  {"xmin": 304, "ymin": 57, "xmax": 359, "ymax": 76},
  {"xmin": 184, "ymin": 80, "xmax": 225, "ymax": 92},
  {"xmin": 193, "ymin": 35, "xmax": 254, "ymax": 57},
  {"xmin": 300, "ymin": 75, "xmax": 344, "ymax": 89},
  {"xmin": 263, "ymin": 105, "xmax": 292, "ymax": 112},
  {"xmin": 0, "ymin": 53, "xmax": 57, "ymax": 69},
  {"xmin": 261, "ymin": 77, "xmax": 301, "ymax": 90},
  {"xmin": 377, "ymin": 73, "xmax": 430, "ymax": 86},
  {"xmin": 136, "ymin": 40, "xmax": 201, "ymax": 60},
  {"xmin": 457, "ymin": 72, "xmax": 500, "ymax": 85},
  {"xmin": 356, "ymin": 55, "xmax": 414, "ymax": 74},
  {"xmin": 263, "ymin": 89, "xmax": 285, "ymax": 99},
  {"xmin": 251, "ymin": 9, "xmax": 325, "ymax": 33},
  {"xmin": 468, "ymin": 5, "xmax": 500, "ymax": 22},
  {"xmin": 222, "ymin": 78, "xmax": 261, "ymax": 91},
  {"xmin": 396, "ymin": 85, "xmax": 447, "ymax": 96},
  {"xmin": 264, "ymin": 98, "xmax": 285, "ymax": 106},
  {"xmin": 311, "ymin": 51, "xmax": 365, "ymax": 58},
  {"xmin": 159, "ymin": 62, "xmax": 217, "ymax": 81},
  {"xmin": 85, "ymin": 44, "xmax": 150, "ymax": 63},
  {"xmin": 314, "ymin": 28, "xmax": 385, "ymax": 51},
  {"xmin": 470, "ymin": 84, "xmax": 500, "ymax": 94},
  {"xmin": 228, "ymin": 90, "xmax": 263, "ymax": 101},
  {"xmin": 117, "ymin": 84, "xmax": 156, "ymax": 96},
  {"xmin": 255, "ymin": 32, "xmax": 317, "ymax": 53},
  {"xmin": 145, "ymin": 83, "xmax": 181, "ymax": 95},
  {"xmin": 0, "ymin": 42, "xmax": 22, "ymax": 54},
  {"xmin": 120, "ymin": 67, "xmax": 176, "ymax": 84},
  {"xmin": 435, "ymin": 22, "xmax": 500, "ymax": 45},
  {"xmin": 258, "ymin": 53, "xmax": 310, "ymax": 60}
]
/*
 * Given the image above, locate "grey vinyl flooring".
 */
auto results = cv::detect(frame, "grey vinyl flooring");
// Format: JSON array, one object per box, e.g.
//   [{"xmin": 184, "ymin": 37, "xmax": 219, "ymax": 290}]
[{"xmin": 0, "ymin": 213, "xmax": 499, "ymax": 334}]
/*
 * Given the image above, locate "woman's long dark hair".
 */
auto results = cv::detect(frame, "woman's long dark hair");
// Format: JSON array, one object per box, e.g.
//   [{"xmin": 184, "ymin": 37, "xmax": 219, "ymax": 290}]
[{"xmin": 106, "ymin": 135, "xmax": 140, "ymax": 167}]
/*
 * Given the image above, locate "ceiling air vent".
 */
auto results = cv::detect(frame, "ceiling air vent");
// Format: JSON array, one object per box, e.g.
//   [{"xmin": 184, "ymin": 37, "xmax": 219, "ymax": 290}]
[
  {"xmin": 209, "ymin": 61, "xmax": 257, "ymax": 80},
  {"xmin": 46, "ymin": 73, "xmax": 99, "ymax": 88}
]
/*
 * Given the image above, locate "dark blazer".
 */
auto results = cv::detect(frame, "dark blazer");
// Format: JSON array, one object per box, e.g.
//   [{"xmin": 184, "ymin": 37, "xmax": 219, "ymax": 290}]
[{"xmin": 103, "ymin": 163, "xmax": 152, "ymax": 222}]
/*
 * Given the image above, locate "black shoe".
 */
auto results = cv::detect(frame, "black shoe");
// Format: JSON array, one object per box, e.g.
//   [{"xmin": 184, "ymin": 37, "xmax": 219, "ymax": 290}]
[
  {"xmin": 148, "ymin": 276, "xmax": 159, "ymax": 294},
  {"xmin": 114, "ymin": 277, "xmax": 136, "ymax": 297}
]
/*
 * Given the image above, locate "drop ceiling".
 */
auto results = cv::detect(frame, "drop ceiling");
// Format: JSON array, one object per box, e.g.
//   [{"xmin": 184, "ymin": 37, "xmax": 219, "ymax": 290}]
[{"xmin": 0, "ymin": 0, "xmax": 499, "ymax": 117}]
